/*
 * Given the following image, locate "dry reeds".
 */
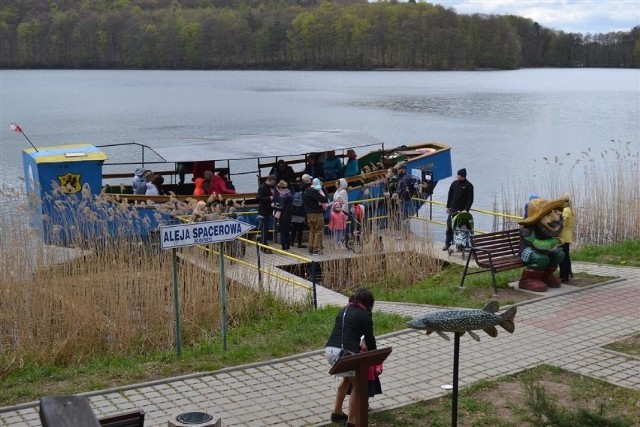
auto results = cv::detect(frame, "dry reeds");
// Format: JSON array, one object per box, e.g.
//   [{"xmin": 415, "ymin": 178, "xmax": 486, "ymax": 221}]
[
  {"xmin": 572, "ymin": 142, "xmax": 640, "ymax": 243},
  {"xmin": 495, "ymin": 141, "xmax": 639, "ymax": 245},
  {"xmin": 0, "ymin": 185, "xmax": 292, "ymax": 373},
  {"xmin": 321, "ymin": 202, "xmax": 441, "ymax": 294}
]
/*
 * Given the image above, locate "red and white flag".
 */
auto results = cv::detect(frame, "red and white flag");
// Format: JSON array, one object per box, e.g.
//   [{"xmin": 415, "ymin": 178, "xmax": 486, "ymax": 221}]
[{"xmin": 10, "ymin": 122, "xmax": 23, "ymax": 133}]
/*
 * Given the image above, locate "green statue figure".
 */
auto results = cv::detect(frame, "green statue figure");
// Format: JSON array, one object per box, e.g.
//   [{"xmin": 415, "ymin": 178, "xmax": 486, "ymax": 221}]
[{"xmin": 518, "ymin": 198, "xmax": 565, "ymax": 292}]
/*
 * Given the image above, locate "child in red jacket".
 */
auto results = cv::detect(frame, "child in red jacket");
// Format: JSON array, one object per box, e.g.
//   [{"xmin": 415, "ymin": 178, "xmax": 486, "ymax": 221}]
[
  {"xmin": 329, "ymin": 202, "xmax": 348, "ymax": 248},
  {"xmin": 347, "ymin": 335, "xmax": 383, "ymax": 399}
]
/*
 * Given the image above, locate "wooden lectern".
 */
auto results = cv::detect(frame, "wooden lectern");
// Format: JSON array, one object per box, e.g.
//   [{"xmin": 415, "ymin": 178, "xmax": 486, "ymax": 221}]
[{"xmin": 329, "ymin": 347, "xmax": 392, "ymax": 427}]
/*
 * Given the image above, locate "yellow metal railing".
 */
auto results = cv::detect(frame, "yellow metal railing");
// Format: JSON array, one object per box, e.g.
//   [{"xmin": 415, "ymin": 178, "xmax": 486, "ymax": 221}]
[
  {"xmin": 172, "ymin": 193, "xmax": 522, "ymax": 296},
  {"xmin": 355, "ymin": 194, "xmax": 522, "ymax": 235},
  {"xmin": 175, "ymin": 215, "xmax": 315, "ymax": 293}
]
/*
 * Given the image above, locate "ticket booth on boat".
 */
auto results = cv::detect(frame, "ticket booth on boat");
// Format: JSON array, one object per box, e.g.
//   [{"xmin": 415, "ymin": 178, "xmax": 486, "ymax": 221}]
[{"xmin": 22, "ymin": 143, "xmax": 107, "ymax": 245}]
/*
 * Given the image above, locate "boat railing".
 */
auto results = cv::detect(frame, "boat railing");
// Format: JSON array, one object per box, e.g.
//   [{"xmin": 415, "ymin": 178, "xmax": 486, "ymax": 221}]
[
  {"xmin": 258, "ymin": 152, "xmax": 354, "ymax": 171},
  {"xmin": 256, "ymin": 140, "xmax": 385, "ymax": 172},
  {"xmin": 104, "ymin": 165, "xmax": 389, "ymax": 203},
  {"xmin": 102, "ymin": 169, "xmax": 178, "ymax": 180},
  {"xmin": 97, "ymin": 142, "xmax": 167, "ymax": 168},
  {"xmin": 97, "ymin": 142, "xmax": 179, "ymax": 184},
  {"xmin": 97, "ymin": 137, "xmax": 403, "ymax": 198}
]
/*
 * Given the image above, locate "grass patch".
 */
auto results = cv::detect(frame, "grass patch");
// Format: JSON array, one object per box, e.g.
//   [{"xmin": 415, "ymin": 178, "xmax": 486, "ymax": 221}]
[
  {"xmin": 604, "ymin": 333, "xmax": 640, "ymax": 357},
  {"xmin": 565, "ymin": 272, "xmax": 616, "ymax": 287},
  {"xmin": 367, "ymin": 262, "xmax": 534, "ymax": 309},
  {"xmin": 324, "ymin": 365, "xmax": 640, "ymax": 426},
  {"xmin": 0, "ymin": 304, "xmax": 408, "ymax": 406},
  {"xmin": 572, "ymin": 239, "xmax": 640, "ymax": 267}
]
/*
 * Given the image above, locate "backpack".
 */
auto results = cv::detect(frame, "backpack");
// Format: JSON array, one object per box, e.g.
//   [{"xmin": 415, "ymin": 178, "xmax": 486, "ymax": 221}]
[
  {"xmin": 387, "ymin": 175, "xmax": 398, "ymax": 194},
  {"xmin": 401, "ymin": 175, "xmax": 420, "ymax": 200},
  {"xmin": 408, "ymin": 176, "xmax": 420, "ymax": 197},
  {"xmin": 351, "ymin": 204, "xmax": 364, "ymax": 222},
  {"xmin": 292, "ymin": 191, "xmax": 303, "ymax": 208}
]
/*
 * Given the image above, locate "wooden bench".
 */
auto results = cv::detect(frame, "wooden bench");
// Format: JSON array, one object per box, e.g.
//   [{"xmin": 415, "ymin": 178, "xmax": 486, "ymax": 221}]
[
  {"xmin": 39, "ymin": 395, "xmax": 144, "ymax": 427},
  {"xmin": 99, "ymin": 410, "xmax": 145, "ymax": 427},
  {"xmin": 459, "ymin": 228, "xmax": 524, "ymax": 295}
]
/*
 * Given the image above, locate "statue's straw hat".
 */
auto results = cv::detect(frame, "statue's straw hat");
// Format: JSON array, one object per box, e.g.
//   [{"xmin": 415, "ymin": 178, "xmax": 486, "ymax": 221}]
[{"xmin": 518, "ymin": 198, "xmax": 565, "ymax": 227}]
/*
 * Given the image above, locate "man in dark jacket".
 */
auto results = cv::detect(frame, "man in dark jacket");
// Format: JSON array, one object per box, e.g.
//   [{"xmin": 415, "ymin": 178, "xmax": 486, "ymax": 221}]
[
  {"xmin": 443, "ymin": 168, "xmax": 474, "ymax": 250},
  {"xmin": 303, "ymin": 178, "xmax": 329, "ymax": 255},
  {"xmin": 392, "ymin": 163, "xmax": 416, "ymax": 222},
  {"xmin": 270, "ymin": 160, "xmax": 296, "ymax": 187},
  {"xmin": 256, "ymin": 174, "xmax": 276, "ymax": 251}
]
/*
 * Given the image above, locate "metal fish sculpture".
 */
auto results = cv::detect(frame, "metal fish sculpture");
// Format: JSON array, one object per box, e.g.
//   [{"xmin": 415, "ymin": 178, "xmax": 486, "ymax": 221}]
[{"xmin": 406, "ymin": 301, "xmax": 516, "ymax": 342}]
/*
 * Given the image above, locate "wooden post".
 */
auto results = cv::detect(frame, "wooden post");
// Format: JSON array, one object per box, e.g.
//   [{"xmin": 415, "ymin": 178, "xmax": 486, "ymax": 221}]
[
  {"xmin": 329, "ymin": 347, "xmax": 392, "ymax": 427},
  {"xmin": 172, "ymin": 248, "xmax": 182, "ymax": 356},
  {"xmin": 219, "ymin": 244, "xmax": 228, "ymax": 351}
]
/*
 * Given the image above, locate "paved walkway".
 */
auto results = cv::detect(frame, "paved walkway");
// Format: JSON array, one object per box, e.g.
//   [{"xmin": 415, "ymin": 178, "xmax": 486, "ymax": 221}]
[{"xmin": 1, "ymin": 261, "xmax": 638, "ymax": 426}]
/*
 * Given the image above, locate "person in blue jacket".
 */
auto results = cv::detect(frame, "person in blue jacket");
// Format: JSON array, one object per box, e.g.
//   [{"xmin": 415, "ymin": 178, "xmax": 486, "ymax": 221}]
[
  {"xmin": 344, "ymin": 149, "xmax": 360, "ymax": 178},
  {"xmin": 323, "ymin": 150, "xmax": 343, "ymax": 181},
  {"xmin": 523, "ymin": 192, "xmax": 540, "ymax": 218}
]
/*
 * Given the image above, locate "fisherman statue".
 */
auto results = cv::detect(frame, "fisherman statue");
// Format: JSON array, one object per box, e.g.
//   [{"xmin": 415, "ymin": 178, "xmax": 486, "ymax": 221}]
[{"xmin": 517, "ymin": 197, "xmax": 565, "ymax": 292}]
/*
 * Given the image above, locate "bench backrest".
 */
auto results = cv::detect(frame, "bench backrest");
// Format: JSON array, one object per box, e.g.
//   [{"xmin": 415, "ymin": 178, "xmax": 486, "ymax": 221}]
[
  {"xmin": 40, "ymin": 395, "xmax": 101, "ymax": 427},
  {"xmin": 471, "ymin": 229, "xmax": 521, "ymax": 266},
  {"xmin": 98, "ymin": 410, "xmax": 145, "ymax": 427}
]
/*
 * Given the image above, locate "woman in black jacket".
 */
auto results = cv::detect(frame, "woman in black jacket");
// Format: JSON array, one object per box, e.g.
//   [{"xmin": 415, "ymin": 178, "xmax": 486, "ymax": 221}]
[
  {"xmin": 274, "ymin": 180, "xmax": 293, "ymax": 250},
  {"xmin": 325, "ymin": 289, "xmax": 376, "ymax": 426},
  {"xmin": 256, "ymin": 175, "xmax": 276, "ymax": 249}
]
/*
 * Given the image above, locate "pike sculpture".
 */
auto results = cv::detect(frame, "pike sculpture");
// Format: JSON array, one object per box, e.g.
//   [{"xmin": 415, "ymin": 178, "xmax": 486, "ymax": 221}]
[{"xmin": 406, "ymin": 301, "xmax": 516, "ymax": 342}]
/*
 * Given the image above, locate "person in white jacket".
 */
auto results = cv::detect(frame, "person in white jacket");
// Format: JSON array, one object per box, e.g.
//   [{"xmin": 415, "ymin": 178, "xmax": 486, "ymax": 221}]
[
  {"xmin": 132, "ymin": 167, "xmax": 147, "ymax": 195},
  {"xmin": 333, "ymin": 178, "xmax": 349, "ymax": 214},
  {"xmin": 333, "ymin": 178, "xmax": 353, "ymax": 235}
]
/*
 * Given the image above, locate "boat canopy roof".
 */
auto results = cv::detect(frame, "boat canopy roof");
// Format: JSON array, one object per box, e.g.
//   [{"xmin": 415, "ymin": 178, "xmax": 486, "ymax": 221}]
[
  {"xmin": 153, "ymin": 130, "xmax": 385, "ymax": 162},
  {"xmin": 24, "ymin": 143, "xmax": 108, "ymax": 164}
]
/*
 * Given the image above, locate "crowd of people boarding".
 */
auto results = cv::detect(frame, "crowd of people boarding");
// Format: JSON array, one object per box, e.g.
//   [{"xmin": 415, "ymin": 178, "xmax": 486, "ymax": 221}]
[{"xmin": 130, "ymin": 149, "xmax": 425, "ymax": 255}]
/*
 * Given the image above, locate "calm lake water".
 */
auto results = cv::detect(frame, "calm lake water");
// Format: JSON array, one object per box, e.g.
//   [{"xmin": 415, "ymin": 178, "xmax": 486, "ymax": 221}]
[{"xmin": 1, "ymin": 69, "xmax": 638, "ymax": 224}]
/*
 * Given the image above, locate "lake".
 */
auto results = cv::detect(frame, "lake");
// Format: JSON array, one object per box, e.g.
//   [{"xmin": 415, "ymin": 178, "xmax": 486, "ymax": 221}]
[{"xmin": 1, "ymin": 68, "xmax": 638, "ymax": 228}]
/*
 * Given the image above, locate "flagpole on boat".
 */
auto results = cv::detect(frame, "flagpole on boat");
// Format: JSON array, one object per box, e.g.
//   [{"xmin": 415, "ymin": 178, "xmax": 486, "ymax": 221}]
[{"xmin": 10, "ymin": 121, "xmax": 39, "ymax": 152}]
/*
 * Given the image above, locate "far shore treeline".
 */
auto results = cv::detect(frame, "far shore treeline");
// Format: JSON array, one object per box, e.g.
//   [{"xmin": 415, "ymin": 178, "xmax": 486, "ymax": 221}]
[{"xmin": 1, "ymin": 0, "xmax": 638, "ymax": 70}]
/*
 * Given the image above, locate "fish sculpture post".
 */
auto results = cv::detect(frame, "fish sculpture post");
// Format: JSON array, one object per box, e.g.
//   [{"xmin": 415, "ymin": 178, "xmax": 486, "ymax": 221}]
[
  {"xmin": 406, "ymin": 300, "xmax": 516, "ymax": 342},
  {"xmin": 406, "ymin": 301, "xmax": 517, "ymax": 427}
]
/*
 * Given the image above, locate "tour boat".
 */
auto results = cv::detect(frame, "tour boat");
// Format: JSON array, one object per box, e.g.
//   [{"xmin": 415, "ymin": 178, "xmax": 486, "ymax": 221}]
[{"xmin": 22, "ymin": 130, "xmax": 452, "ymax": 246}]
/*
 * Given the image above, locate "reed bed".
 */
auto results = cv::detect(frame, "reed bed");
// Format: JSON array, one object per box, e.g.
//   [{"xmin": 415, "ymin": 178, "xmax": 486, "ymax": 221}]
[
  {"xmin": 493, "ymin": 141, "xmax": 639, "ymax": 244},
  {"xmin": 0, "ymin": 185, "xmax": 300, "ymax": 375},
  {"xmin": 321, "ymin": 205, "xmax": 441, "ymax": 294}
]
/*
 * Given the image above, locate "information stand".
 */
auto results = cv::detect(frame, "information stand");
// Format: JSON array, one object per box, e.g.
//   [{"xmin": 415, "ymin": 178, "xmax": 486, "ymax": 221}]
[{"xmin": 329, "ymin": 347, "xmax": 392, "ymax": 427}]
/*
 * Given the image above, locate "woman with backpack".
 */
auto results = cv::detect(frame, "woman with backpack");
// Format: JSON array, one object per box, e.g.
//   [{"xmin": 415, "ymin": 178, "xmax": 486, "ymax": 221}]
[{"xmin": 290, "ymin": 182, "xmax": 307, "ymax": 248}]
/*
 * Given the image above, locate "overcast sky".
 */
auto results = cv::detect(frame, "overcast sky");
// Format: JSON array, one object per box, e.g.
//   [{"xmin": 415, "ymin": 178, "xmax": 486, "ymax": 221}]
[{"xmin": 381, "ymin": 1, "xmax": 640, "ymax": 34}]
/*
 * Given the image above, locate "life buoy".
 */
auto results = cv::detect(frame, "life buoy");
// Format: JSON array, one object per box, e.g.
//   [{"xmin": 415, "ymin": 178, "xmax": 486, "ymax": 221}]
[{"xmin": 416, "ymin": 147, "xmax": 436, "ymax": 155}]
